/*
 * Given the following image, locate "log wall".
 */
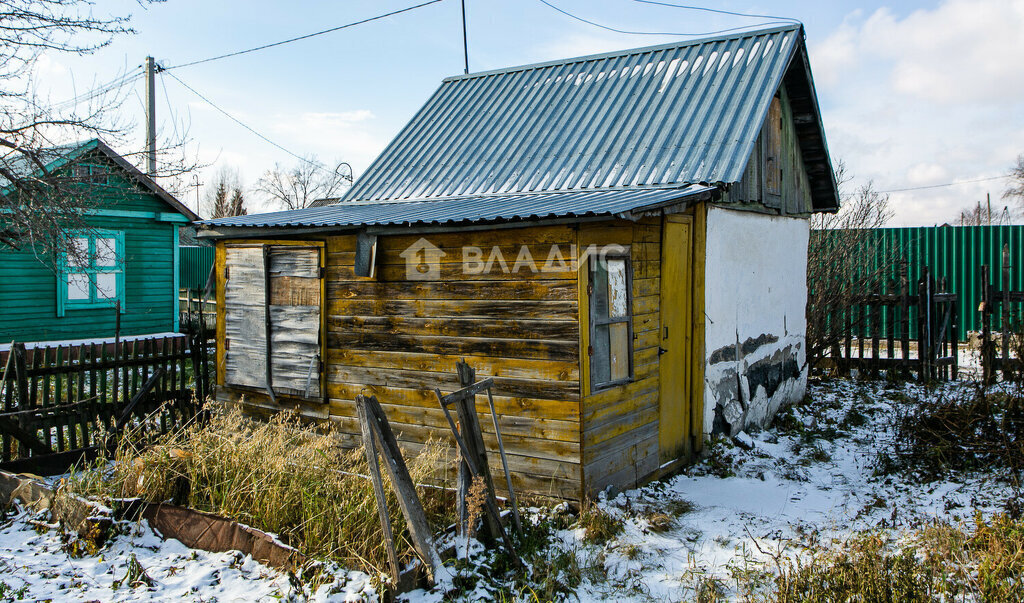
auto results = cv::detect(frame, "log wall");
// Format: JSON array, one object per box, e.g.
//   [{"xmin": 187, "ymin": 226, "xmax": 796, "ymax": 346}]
[{"xmin": 216, "ymin": 224, "xmax": 583, "ymax": 499}]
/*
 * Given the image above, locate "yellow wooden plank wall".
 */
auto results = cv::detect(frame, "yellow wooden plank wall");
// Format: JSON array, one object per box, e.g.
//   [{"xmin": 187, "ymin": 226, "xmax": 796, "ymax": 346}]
[
  {"xmin": 579, "ymin": 217, "xmax": 663, "ymax": 495},
  {"xmin": 217, "ymin": 225, "xmax": 582, "ymax": 500}
]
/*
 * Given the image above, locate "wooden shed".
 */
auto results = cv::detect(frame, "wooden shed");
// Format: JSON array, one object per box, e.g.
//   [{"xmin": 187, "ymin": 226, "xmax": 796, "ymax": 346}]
[
  {"xmin": 201, "ymin": 25, "xmax": 839, "ymax": 500},
  {"xmin": 0, "ymin": 139, "xmax": 198, "ymax": 343}
]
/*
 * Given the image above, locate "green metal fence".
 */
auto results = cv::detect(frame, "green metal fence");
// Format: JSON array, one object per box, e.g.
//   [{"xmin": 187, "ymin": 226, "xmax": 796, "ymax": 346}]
[
  {"xmin": 179, "ymin": 245, "xmax": 215, "ymax": 291},
  {"xmin": 817, "ymin": 225, "xmax": 1024, "ymax": 341}
]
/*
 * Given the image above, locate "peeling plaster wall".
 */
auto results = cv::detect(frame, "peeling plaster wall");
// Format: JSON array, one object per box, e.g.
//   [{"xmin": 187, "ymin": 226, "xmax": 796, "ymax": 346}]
[{"xmin": 702, "ymin": 206, "xmax": 809, "ymax": 436}]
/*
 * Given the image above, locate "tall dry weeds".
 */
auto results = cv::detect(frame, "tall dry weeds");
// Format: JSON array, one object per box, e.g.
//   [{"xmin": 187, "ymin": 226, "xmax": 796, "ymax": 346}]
[{"xmin": 71, "ymin": 404, "xmax": 456, "ymax": 577}]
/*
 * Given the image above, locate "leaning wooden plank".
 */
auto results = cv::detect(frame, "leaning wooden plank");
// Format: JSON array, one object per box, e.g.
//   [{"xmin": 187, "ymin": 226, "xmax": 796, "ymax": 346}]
[
  {"xmin": 355, "ymin": 395, "xmax": 401, "ymax": 584},
  {"xmin": 358, "ymin": 394, "xmax": 442, "ymax": 582},
  {"xmin": 486, "ymin": 386, "xmax": 522, "ymax": 535}
]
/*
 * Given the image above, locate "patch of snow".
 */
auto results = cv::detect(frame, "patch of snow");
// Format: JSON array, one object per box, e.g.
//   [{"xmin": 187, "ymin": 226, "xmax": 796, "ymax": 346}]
[{"xmin": 0, "ymin": 512, "xmax": 376, "ymax": 602}]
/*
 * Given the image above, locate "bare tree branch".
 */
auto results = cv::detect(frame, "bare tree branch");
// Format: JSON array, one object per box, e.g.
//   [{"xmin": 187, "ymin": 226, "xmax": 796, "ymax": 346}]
[
  {"xmin": 807, "ymin": 160, "xmax": 896, "ymax": 368},
  {"xmin": 255, "ymin": 155, "xmax": 352, "ymax": 210},
  {"xmin": 0, "ymin": 0, "xmax": 202, "ymax": 271}
]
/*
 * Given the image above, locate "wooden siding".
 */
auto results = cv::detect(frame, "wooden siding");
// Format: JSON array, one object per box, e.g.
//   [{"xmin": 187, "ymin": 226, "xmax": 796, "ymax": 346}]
[
  {"xmin": 0, "ymin": 215, "xmax": 177, "ymax": 342},
  {"xmin": 728, "ymin": 82, "xmax": 815, "ymax": 215},
  {"xmin": 579, "ymin": 217, "xmax": 664, "ymax": 496},
  {"xmin": 0, "ymin": 150, "xmax": 185, "ymax": 343},
  {"xmin": 217, "ymin": 225, "xmax": 583, "ymax": 499}
]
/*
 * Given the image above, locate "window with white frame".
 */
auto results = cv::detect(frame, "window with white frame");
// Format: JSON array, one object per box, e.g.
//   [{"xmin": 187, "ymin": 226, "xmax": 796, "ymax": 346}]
[
  {"xmin": 58, "ymin": 231, "xmax": 125, "ymax": 315},
  {"xmin": 589, "ymin": 251, "xmax": 633, "ymax": 389}
]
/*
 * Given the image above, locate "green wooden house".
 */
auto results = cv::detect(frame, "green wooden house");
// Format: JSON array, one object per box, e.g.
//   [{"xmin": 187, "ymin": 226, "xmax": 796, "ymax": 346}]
[{"xmin": 0, "ymin": 139, "xmax": 198, "ymax": 344}]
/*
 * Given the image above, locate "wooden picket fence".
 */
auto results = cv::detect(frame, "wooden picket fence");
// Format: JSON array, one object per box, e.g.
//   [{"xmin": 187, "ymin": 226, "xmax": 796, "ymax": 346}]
[
  {"xmin": 819, "ymin": 265, "xmax": 960, "ymax": 381},
  {"xmin": 0, "ymin": 333, "xmax": 210, "ymax": 474},
  {"xmin": 980, "ymin": 248, "xmax": 1024, "ymax": 383}
]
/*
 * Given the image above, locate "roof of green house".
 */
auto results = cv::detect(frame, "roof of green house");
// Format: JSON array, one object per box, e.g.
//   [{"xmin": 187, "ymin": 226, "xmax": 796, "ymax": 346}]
[
  {"xmin": 203, "ymin": 24, "xmax": 836, "ymax": 231},
  {"xmin": 1, "ymin": 138, "xmax": 198, "ymax": 221}
]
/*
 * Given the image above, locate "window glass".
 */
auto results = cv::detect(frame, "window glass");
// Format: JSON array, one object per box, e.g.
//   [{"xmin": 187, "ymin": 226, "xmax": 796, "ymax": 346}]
[
  {"xmin": 590, "ymin": 252, "xmax": 632, "ymax": 389},
  {"xmin": 95, "ymin": 237, "xmax": 117, "ymax": 267},
  {"xmin": 95, "ymin": 272, "xmax": 117, "ymax": 299},
  {"xmin": 69, "ymin": 237, "xmax": 90, "ymax": 268},
  {"xmin": 592, "ymin": 324, "xmax": 611, "ymax": 384},
  {"xmin": 67, "ymin": 273, "xmax": 91, "ymax": 300},
  {"xmin": 591, "ymin": 260, "xmax": 609, "ymax": 319},
  {"xmin": 607, "ymin": 258, "xmax": 628, "ymax": 318}
]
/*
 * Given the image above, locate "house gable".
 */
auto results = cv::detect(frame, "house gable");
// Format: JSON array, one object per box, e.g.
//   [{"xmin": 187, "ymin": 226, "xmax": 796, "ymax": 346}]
[{"xmin": 726, "ymin": 81, "xmax": 817, "ymax": 215}]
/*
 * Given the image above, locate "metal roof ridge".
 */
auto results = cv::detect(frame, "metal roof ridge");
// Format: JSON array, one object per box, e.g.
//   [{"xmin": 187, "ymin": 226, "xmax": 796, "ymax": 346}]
[
  {"xmin": 441, "ymin": 23, "xmax": 803, "ymax": 83},
  {"xmin": 343, "ymin": 182, "xmax": 714, "ymax": 205}
]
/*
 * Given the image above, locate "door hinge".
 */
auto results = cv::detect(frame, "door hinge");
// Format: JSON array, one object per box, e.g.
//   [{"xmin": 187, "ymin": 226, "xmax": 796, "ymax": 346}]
[
  {"xmin": 587, "ymin": 345, "xmax": 594, "ymax": 357},
  {"xmin": 587, "ymin": 284, "xmax": 593, "ymax": 295},
  {"xmin": 318, "ymin": 266, "xmax": 326, "ymax": 279}
]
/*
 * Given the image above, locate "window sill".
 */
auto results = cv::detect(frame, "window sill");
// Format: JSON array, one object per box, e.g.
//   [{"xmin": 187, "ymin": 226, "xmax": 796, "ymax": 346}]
[{"xmin": 591, "ymin": 377, "xmax": 634, "ymax": 393}]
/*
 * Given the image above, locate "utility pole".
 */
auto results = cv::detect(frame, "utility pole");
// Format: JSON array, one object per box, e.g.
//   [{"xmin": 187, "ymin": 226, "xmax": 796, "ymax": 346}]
[
  {"xmin": 145, "ymin": 56, "xmax": 157, "ymax": 177},
  {"xmin": 987, "ymin": 192, "xmax": 992, "ymax": 226},
  {"xmin": 461, "ymin": 0, "xmax": 469, "ymax": 74}
]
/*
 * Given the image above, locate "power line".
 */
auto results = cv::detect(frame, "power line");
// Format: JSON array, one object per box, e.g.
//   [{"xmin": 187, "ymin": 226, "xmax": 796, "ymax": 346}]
[
  {"xmin": 163, "ymin": 70, "xmax": 336, "ymax": 176},
  {"xmin": 632, "ymin": 0, "xmax": 800, "ymax": 24},
  {"xmin": 163, "ymin": 0, "xmax": 445, "ymax": 71},
  {"xmin": 159, "ymin": 68, "xmax": 181, "ymax": 141},
  {"xmin": 881, "ymin": 175, "xmax": 1008, "ymax": 194},
  {"xmin": 48, "ymin": 69, "xmax": 144, "ymax": 112},
  {"xmin": 537, "ymin": 0, "xmax": 793, "ymax": 37}
]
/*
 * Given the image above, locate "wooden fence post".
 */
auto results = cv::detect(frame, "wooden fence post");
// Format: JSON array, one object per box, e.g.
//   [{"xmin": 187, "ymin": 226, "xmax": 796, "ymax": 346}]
[
  {"xmin": 900, "ymin": 261, "xmax": 910, "ymax": 363},
  {"xmin": 981, "ymin": 264, "xmax": 994, "ymax": 385},
  {"xmin": 13, "ymin": 343, "xmax": 29, "ymax": 457},
  {"xmin": 1002, "ymin": 244, "xmax": 1011, "ymax": 381}
]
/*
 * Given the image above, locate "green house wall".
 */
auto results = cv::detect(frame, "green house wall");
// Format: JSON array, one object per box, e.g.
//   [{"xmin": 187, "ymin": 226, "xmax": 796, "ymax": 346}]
[{"xmin": 0, "ymin": 152, "xmax": 185, "ymax": 343}]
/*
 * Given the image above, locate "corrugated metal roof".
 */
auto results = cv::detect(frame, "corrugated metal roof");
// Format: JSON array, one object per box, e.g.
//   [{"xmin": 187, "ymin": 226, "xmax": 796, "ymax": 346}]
[
  {"xmin": 203, "ymin": 185, "xmax": 714, "ymax": 229},
  {"xmin": 344, "ymin": 24, "xmax": 803, "ymax": 203}
]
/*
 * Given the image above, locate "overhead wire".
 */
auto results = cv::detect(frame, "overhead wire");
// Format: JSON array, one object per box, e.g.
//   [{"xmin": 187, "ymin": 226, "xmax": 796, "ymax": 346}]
[
  {"xmin": 164, "ymin": 70, "xmax": 336, "ymax": 176},
  {"xmin": 880, "ymin": 176, "xmax": 1009, "ymax": 194},
  {"xmin": 631, "ymin": 0, "xmax": 800, "ymax": 24},
  {"xmin": 163, "ymin": 0, "xmax": 445, "ymax": 71},
  {"xmin": 48, "ymin": 68, "xmax": 144, "ymax": 112},
  {"xmin": 159, "ymin": 68, "xmax": 181, "ymax": 142},
  {"xmin": 537, "ymin": 0, "xmax": 793, "ymax": 37}
]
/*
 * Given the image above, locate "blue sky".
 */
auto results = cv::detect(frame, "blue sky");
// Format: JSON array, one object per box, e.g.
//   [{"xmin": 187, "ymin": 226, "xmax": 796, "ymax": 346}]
[{"xmin": 32, "ymin": 0, "xmax": 1024, "ymax": 225}]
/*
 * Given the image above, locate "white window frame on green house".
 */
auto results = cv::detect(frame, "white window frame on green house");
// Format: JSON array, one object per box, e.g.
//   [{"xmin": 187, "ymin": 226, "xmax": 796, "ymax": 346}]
[{"xmin": 57, "ymin": 229, "xmax": 126, "ymax": 316}]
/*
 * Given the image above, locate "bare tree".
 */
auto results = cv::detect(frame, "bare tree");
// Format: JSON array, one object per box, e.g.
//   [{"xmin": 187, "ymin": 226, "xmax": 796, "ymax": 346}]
[
  {"xmin": 806, "ymin": 161, "xmax": 895, "ymax": 369},
  {"xmin": 205, "ymin": 166, "xmax": 247, "ymax": 218},
  {"xmin": 0, "ymin": 0, "xmax": 195, "ymax": 268},
  {"xmin": 255, "ymin": 155, "xmax": 352, "ymax": 210},
  {"xmin": 952, "ymin": 199, "xmax": 1011, "ymax": 226},
  {"xmin": 1003, "ymin": 154, "xmax": 1024, "ymax": 213}
]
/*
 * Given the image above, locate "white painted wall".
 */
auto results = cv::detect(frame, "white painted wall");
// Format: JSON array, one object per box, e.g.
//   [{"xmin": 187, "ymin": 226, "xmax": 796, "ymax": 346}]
[{"xmin": 702, "ymin": 206, "xmax": 809, "ymax": 436}]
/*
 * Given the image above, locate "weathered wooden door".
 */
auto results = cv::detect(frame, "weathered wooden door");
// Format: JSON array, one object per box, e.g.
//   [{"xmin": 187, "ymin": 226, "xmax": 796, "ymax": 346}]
[{"xmin": 659, "ymin": 215, "xmax": 693, "ymax": 462}]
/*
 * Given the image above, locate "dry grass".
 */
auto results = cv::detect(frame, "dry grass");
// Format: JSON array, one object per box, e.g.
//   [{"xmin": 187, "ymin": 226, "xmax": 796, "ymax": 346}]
[
  {"xmin": 576, "ymin": 502, "xmax": 623, "ymax": 545},
  {"xmin": 69, "ymin": 403, "xmax": 457, "ymax": 577},
  {"xmin": 773, "ymin": 514, "xmax": 1024, "ymax": 602},
  {"xmin": 887, "ymin": 386, "xmax": 1024, "ymax": 484}
]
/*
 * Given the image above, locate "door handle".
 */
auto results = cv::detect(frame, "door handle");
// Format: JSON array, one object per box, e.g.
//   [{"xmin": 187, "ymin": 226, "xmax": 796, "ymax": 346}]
[
  {"xmin": 659, "ymin": 346, "xmax": 668, "ymax": 356},
  {"xmin": 663, "ymin": 327, "xmax": 669, "ymax": 340}
]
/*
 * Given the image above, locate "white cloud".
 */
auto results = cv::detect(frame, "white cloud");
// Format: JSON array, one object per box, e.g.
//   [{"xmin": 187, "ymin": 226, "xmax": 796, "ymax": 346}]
[{"xmin": 811, "ymin": 0, "xmax": 1024, "ymax": 226}]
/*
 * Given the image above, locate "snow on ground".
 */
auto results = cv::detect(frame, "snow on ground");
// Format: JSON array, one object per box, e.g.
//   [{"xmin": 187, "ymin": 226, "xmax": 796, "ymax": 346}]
[
  {"xmin": 0, "ymin": 511, "xmax": 376, "ymax": 602},
  {"xmin": 2, "ymin": 376, "xmax": 1016, "ymax": 602},
  {"xmin": 552, "ymin": 378, "xmax": 1016, "ymax": 602}
]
